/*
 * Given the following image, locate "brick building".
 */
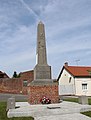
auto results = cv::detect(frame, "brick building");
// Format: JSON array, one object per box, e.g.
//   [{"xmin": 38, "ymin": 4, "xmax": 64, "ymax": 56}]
[
  {"xmin": 19, "ymin": 70, "xmax": 34, "ymax": 94},
  {"xmin": 0, "ymin": 70, "xmax": 34, "ymax": 94}
]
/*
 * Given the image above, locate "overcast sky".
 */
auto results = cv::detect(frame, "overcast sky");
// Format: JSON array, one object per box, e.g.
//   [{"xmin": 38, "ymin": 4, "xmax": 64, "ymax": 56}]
[{"xmin": 0, "ymin": 0, "xmax": 91, "ymax": 78}]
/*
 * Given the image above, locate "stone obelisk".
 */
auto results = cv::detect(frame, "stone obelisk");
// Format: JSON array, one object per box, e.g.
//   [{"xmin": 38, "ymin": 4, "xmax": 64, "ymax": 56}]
[
  {"xmin": 28, "ymin": 21, "xmax": 59, "ymax": 104},
  {"xmin": 34, "ymin": 21, "xmax": 51, "ymax": 81}
]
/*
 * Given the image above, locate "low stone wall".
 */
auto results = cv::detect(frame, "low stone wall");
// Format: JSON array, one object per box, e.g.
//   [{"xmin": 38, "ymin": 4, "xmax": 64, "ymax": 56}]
[{"xmin": 28, "ymin": 83, "xmax": 59, "ymax": 104}]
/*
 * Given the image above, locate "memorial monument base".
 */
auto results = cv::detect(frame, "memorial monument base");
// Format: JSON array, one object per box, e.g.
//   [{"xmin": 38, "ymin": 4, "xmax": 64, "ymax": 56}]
[{"xmin": 28, "ymin": 81, "xmax": 59, "ymax": 104}]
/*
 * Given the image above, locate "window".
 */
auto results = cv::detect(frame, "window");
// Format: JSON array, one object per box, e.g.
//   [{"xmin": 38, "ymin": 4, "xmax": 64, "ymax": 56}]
[
  {"xmin": 23, "ymin": 80, "xmax": 28, "ymax": 87},
  {"xmin": 69, "ymin": 77, "xmax": 72, "ymax": 83},
  {"xmin": 82, "ymin": 83, "xmax": 87, "ymax": 90}
]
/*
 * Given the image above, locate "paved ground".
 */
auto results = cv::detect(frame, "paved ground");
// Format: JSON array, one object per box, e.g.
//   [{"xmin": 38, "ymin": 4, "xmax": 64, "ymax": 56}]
[
  {"xmin": 0, "ymin": 93, "xmax": 27, "ymax": 101},
  {"xmin": 35, "ymin": 113, "xmax": 91, "ymax": 120},
  {"xmin": 7, "ymin": 101, "xmax": 91, "ymax": 120}
]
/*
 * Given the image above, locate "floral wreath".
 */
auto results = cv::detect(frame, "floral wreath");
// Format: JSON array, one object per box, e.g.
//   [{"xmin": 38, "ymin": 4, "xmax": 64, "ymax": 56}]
[{"xmin": 40, "ymin": 96, "xmax": 51, "ymax": 104}]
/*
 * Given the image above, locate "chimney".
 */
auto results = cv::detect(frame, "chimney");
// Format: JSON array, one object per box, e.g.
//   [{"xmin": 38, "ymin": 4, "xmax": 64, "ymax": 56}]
[{"xmin": 64, "ymin": 62, "xmax": 68, "ymax": 67}]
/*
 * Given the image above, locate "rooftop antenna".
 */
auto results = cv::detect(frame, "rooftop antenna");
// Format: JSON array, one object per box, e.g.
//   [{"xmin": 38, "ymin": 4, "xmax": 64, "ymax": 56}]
[{"xmin": 75, "ymin": 59, "xmax": 80, "ymax": 66}]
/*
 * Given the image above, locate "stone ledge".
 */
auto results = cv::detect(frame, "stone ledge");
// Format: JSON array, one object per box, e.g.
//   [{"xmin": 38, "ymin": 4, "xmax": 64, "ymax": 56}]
[{"xmin": 28, "ymin": 80, "xmax": 58, "ymax": 86}]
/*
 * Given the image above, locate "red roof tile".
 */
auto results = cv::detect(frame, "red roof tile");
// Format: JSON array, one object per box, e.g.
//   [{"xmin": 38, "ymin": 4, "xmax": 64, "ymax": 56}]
[{"xmin": 65, "ymin": 66, "xmax": 91, "ymax": 77}]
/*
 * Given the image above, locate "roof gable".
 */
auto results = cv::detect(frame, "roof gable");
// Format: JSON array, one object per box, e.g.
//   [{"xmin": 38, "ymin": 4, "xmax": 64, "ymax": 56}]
[
  {"xmin": 57, "ymin": 65, "xmax": 91, "ymax": 81},
  {"xmin": 65, "ymin": 66, "xmax": 91, "ymax": 77},
  {"xmin": 0, "ymin": 71, "xmax": 9, "ymax": 78}
]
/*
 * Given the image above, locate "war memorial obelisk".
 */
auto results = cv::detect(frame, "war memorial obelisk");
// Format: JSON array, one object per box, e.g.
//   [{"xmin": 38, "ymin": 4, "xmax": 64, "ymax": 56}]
[
  {"xmin": 28, "ymin": 21, "xmax": 59, "ymax": 104},
  {"xmin": 34, "ymin": 21, "xmax": 51, "ymax": 81}
]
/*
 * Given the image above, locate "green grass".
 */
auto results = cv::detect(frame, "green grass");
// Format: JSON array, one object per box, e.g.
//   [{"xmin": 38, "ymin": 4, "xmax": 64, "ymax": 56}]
[
  {"xmin": 63, "ymin": 97, "xmax": 79, "ymax": 103},
  {"xmin": 88, "ymin": 98, "xmax": 91, "ymax": 105},
  {"xmin": 63, "ymin": 97, "xmax": 91, "ymax": 105},
  {"xmin": 82, "ymin": 98, "xmax": 91, "ymax": 118},
  {"xmin": 81, "ymin": 111, "xmax": 91, "ymax": 117},
  {"xmin": 0, "ymin": 102, "xmax": 34, "ymax": 120}
]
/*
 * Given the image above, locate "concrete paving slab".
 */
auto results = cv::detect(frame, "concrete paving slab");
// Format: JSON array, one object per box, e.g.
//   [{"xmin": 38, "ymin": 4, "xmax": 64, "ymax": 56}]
[
  {"xmin": 7, "ymin": 101, "xmax": 91, "ymax": 120},
  {"xmin": 34, "ymin": 113, "xmax": 91, "ymax": 120}
]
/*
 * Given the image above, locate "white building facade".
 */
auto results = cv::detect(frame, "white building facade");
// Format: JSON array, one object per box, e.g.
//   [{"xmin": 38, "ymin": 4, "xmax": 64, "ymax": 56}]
[{"xmin": 58, "ymin": 63, "xmax": 91, "ymax": 96}]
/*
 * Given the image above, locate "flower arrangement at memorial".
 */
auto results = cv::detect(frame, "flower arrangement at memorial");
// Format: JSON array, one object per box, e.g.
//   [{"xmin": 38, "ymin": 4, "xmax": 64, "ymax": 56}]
[{"xmin": 40, "ymin": 96, "xmax": 51, "ymax": 104}]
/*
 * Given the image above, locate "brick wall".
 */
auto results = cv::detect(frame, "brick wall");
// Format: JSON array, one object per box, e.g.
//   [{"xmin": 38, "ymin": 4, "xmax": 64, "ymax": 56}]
[
  {"xmin": 20, "ymin": 70, "xmax": 34, "ymax": 94},
  {"xmin": 0, "ymin": 78, "xmax": 22, "ymax": 94},
  {"xmin": 28, "ymin": 83, "xmax": 59, "ymax": 104},
  {"xmin": 0, "ymin": 70, "xmax": 34, "ymax": 94},
  {"xmin": 20, "ymin": 70, "xmax": 34, "ymax": 81}
]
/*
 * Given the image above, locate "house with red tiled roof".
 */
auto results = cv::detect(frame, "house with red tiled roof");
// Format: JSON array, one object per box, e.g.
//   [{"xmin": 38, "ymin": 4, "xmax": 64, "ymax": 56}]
[{"xmin": 57, "ymin": 62, "xmax": 91, "ymax": 96}]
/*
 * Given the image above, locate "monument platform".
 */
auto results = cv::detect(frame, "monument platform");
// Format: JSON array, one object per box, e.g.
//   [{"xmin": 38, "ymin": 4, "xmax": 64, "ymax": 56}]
[
  {"xmin": 7, "ymin": 101, "xmax": 91, "ymax": 120},
  {"xmin": 28, "ymin": 81, "xmax": 59, "ymax": 104}
]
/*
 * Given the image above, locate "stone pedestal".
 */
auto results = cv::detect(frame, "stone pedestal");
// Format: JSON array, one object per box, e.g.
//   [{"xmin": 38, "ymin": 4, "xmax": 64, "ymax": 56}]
[
  {"xmin": 78, "ymin": 96, "xmax": 88, "ymax": 105},
  {"xmin": 34, "ymin": 65, "xmax": 51, "ymax": 80},
  {"xmin": 6, "ymin": 97, "xmax": 15, "ymax": 111},
  {"xmin": 28, "ymin": 82, "xmax": 59, "ymax": 104}
]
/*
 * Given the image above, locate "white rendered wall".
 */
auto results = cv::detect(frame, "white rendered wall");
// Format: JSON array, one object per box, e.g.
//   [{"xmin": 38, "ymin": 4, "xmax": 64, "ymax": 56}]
[
  {"xmin": 59, "ymin": 69, "xmax": 75, "ymax": 95},
  {"xmin": 59, "ymin": 68, "xmax": 91, "ymax": 96},
  {"xmin": 75, "ymin": 78, "xmax": 91, "ymax": 96}
]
